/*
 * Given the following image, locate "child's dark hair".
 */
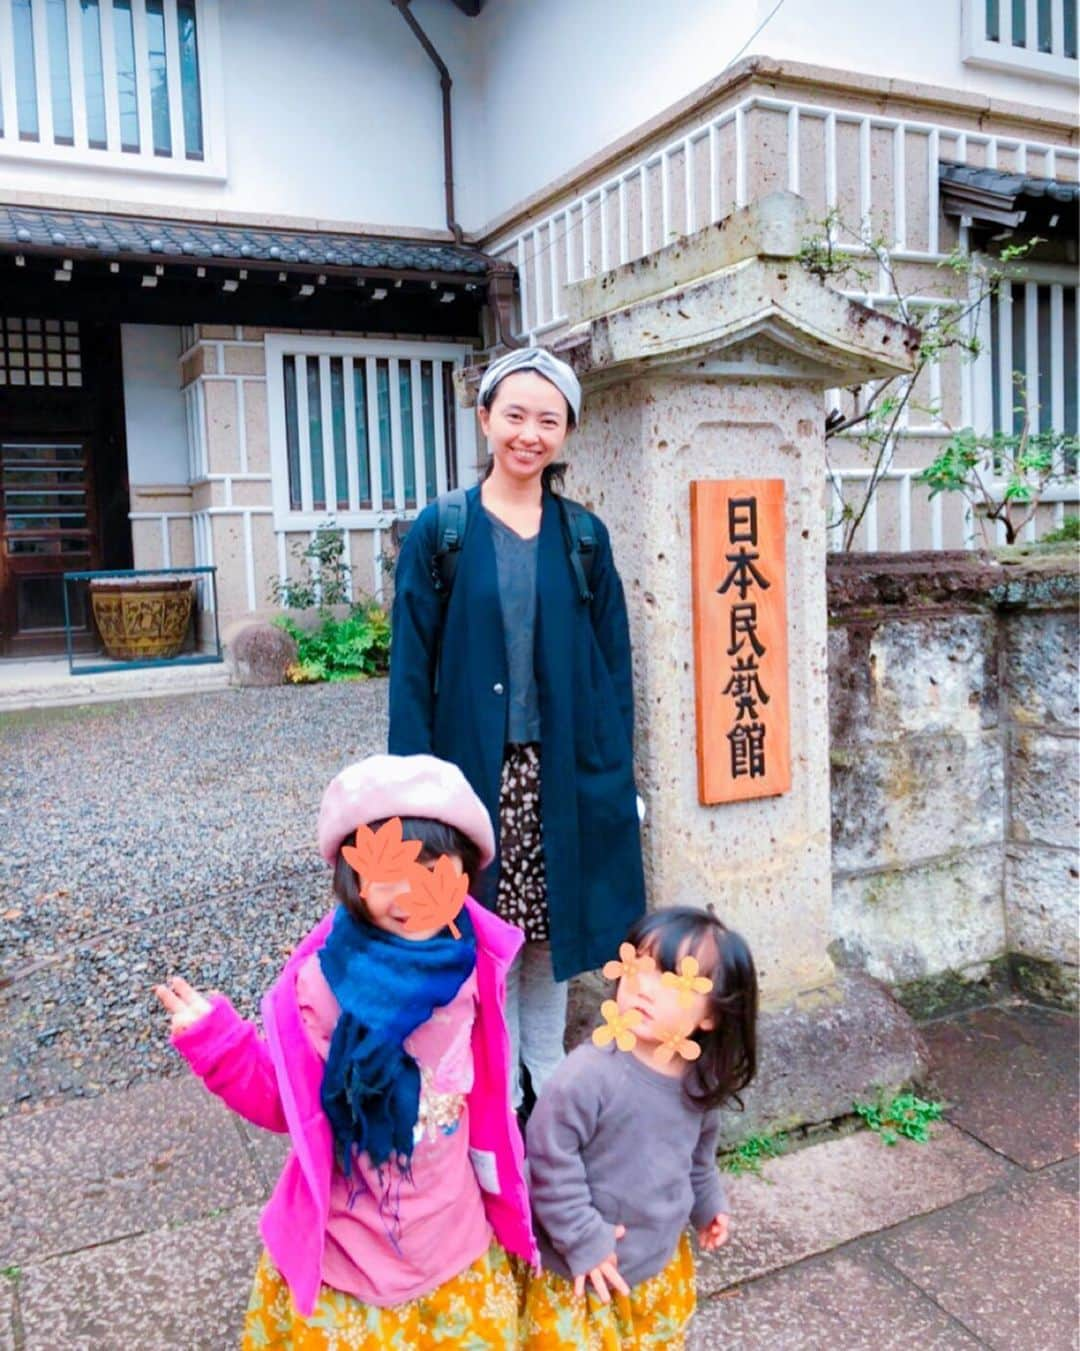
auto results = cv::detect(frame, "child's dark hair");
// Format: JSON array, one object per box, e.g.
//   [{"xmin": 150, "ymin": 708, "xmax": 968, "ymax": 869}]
[
  {"xmin": 333, "ymin": 817, "xmax": 483, "ymax": 924},
  {"xmin": 625, "ymin": 905, "xmax": 758, "ymax": 1113}
]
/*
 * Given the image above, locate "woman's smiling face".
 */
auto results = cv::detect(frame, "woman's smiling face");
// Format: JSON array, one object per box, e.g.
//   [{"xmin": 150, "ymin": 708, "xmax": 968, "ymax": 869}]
[{"xmin": 478, "ymin": 370, "xmax": 571, "ymax": 483}]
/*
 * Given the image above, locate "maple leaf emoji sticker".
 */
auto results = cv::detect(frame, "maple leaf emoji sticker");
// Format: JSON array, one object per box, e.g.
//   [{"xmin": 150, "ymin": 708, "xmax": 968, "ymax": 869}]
[
  {"xmin": 340, "ymin": 817, "xmax": 422, "ymax": 899},
  {"xmin": 400, "ymin": 855, "xmax": 469, "ymax": 939},
  {"xmin": 602, "ymin": 942, "xmax": 657, "ymax": 993},
  {"xmin": 591, "ymin": 999, "xmax": 642, "ymax": 1053},
  {"xmin": 653, "ymin": 1022, "xmax": 703, "ymax": 1065},
  {"xmin": 660, "ymin": 955, "xmax": 713, "ymax": 1007}
]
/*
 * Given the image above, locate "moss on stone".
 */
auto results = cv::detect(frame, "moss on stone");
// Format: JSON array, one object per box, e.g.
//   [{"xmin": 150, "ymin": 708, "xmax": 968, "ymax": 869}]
[
  {"xmin": 1009, "ymin": 954, "xmax": 1079, "ymax": 1012},
  {"xmin": 894, "ymin": 958, "xmax": 1013, "ymax": 1022}
]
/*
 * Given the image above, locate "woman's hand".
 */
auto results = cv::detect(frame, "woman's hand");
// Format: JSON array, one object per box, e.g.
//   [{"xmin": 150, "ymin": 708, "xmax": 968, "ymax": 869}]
[
  {"xmin": 573, "ymin": 1224, "xmax": 628, "ymax": 1303},
  {"xmin": 697, "ymin": 1213, "xmax": 730, "ymax": 1251},
  {"xmin": 153, "ymin": 976, "xmax": 213, "ymax": 1034}
]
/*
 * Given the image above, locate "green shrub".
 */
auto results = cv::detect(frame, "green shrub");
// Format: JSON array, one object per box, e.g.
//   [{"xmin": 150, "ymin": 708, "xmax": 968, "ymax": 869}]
[
  {"xmin": 274, "ymin": 602, "xmax": 390, "ymax": 683},
  {"xmin": 1041, "ymin": 515, "xmax": 1080, "ymax": 544},
  {"xmin": 269, "ymin": 524, "xmax": 352, "ymax": 612}
]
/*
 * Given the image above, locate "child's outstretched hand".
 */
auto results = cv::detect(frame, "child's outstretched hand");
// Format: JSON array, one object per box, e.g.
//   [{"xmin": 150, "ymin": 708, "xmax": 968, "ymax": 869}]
[
  {"xmin": 697, "ymin": 1213, "xmax": 730, "ymax": 1252},
  {"xmin": 573, "ymin": 1225, "xmax": 628, "ymax": 1304},
  {"xmin": 154, "ymin": 976, "xmax": 213, "ymax": 1034}
]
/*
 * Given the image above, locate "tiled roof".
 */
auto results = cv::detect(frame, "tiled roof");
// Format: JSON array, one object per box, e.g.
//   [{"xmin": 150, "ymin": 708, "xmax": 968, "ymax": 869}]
[
  {"xmin": 939, "ymin": 162, "xmax": 1080, "ymax": 231},
  {"xmin": 0, "ymin": 205, "xmax": 492, "ymax": 276},
  {"xmin": 939, "ymin": 162, "xmax": 1080, "ymax": 205}
]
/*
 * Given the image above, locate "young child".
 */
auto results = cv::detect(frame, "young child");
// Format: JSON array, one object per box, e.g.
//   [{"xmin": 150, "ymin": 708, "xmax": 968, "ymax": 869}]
[
  {"xmin": 154, "ymin": 753, "xmax": 537, "ymax": 1349},
  {"xmin": 522, "ymin": 905, "xmax": 758, "ymax": 1350}
]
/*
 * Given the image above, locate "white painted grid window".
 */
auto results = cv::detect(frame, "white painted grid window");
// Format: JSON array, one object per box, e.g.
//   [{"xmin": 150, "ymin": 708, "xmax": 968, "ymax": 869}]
[
  {"xmin": 963, "ymin": 0, "xmax": 1078, "ymax": 81},
  {"xmin": 265, "ymin": 336, "xmax": 477, "ymax": 532},
  {"xmin": 0, "ymin": 0, "xmax": 224, "ymax": 175},
  {"xmin": 988, "ymin": 272, "xmax": 1078, "ymax": 467}
]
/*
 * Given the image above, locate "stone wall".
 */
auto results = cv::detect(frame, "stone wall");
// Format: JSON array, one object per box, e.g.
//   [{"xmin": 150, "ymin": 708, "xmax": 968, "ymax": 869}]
[{"xmin": 826, "ymin": 551, "xmax": 1079, "ymax": 1006}]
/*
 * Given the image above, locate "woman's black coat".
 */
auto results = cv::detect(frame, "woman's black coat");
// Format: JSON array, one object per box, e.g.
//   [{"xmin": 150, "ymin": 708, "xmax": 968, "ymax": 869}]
[{"xmin": 388, "ymin": 484, "xmax": 645, "ymax": 981}]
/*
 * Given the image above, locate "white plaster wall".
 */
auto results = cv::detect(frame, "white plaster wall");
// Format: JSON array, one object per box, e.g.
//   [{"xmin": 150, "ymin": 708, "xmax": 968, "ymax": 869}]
[
  {"xmin": 470, "ymin": 0, "xmax": 1078, "ymax": 224},
  {"xmin": 0, "ymin": 0, "xmax": 1071, "ymax": 233},
  {"xmin": 121, "ymin": 325, "xmax": 189, "ymax": 484},
  {"xmin": 0, "ymin": 0, "xmax": 485, "ymax": 232}
]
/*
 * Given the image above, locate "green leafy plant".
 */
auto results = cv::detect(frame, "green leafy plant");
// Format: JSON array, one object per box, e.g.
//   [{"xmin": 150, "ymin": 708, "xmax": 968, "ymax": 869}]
[
  {"xmin": 268, "ymin": 522, "xmax": 352, "ymax": 613},
  {"xmin": 799, "ymin": 213, "xmax": 1058, "ymax": 550},
  {"xmin": 1033, "ymin": 514, "xmax": 1079, "ymax": 545},
  {"xmin": 718, "ymin": 1131, "xmax": 788, "ymax": 1178},
  {"xmin": 854, "ymin": 1092, "xmax": 944, "ymax": 1146},
  {"xmin": 274, "ymin": 601, "xmax": 390, "ymax": 684},
  {"xmin": 1, "ymin": 1265, "xmax": 20, "ymax": 1281},
  {"xmin": 917, "ymin": 381, "xmax": 1078, "ymax": 546}
]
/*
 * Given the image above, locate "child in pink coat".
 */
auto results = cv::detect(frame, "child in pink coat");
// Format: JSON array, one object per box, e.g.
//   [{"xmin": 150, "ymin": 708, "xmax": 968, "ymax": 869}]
[{"xmin": 155, "ymin": 753, "xmax": 537, "ymax": 1349}]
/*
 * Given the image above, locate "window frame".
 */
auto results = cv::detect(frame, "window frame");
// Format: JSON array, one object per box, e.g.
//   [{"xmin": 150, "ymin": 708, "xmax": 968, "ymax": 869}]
[
  {"xmin": 961, "ymin": 0, "xmax": 1079, "ymax": 84},
  {"xmin": 265, "ymin": 334, "xmax": 479, "ymax": 533},
  {"xmin": 0, "ymin": 0, "xmax": 226, "ymax": 178}
]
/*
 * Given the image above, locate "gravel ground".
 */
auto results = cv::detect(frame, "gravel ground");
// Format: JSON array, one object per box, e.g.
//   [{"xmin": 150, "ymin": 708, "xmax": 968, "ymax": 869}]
[{"xmin": 0, "ymin": 680, "xmax": 389, "ymax": 1116}]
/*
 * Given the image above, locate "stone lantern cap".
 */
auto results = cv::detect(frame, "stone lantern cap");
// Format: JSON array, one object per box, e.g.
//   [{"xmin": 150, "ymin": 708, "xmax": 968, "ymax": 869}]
[
  {"xmin": 457, "ymin": 193, "xmax": 919, "ymax": 405},
  {"xmin": 551, "ymin": 192, "xmax": 920, "ymax": 392}
]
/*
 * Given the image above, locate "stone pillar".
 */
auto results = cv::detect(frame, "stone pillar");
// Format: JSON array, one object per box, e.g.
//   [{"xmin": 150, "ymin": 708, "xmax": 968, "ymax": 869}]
[{"xmin": 554, "ymin": 194, "xmax": 927, "ymax": 1130}]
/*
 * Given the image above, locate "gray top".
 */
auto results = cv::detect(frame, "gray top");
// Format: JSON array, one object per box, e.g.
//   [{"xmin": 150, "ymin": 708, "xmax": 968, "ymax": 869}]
[
  {"xmin": 485, "ymin": 508, "xmax": 541, "ymax": 744},
  {"xmin": 526, "ymin": 1042, "xmax": 728, "ymax": 1287}
]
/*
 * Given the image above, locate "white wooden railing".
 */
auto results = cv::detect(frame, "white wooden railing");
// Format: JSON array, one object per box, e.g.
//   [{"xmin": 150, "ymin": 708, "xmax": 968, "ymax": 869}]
[
  {"xmin": 829, "ymin": 468, "xmax": 1077, "ymax": 551},
  {"xmin": 489, "ymin": 93, "xmax": 1079, "ymax": 343},
  {"xmin": 486, "ymin": 89, "xmax": 1078, "ymax": 551}
]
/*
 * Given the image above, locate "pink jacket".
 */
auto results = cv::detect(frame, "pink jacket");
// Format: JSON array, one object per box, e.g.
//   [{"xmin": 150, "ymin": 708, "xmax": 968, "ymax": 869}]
[{"xmin": 172, "ymin": 897, "xmax": 538, "ymax": 1315}]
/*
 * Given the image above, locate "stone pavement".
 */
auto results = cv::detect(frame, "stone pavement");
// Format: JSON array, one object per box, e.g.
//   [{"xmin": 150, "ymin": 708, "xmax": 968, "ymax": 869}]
[{"xmin": 0, "ymin": 999, "xmax": 1075, "ymax": 1351}]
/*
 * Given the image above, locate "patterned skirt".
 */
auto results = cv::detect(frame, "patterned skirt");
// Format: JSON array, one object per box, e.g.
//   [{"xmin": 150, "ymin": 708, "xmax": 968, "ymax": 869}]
[
  {"xmin": 495, "ymin": 742, "xmax": 550, "ymax": 942},
  {"xmin": 519, "ymin": 1232, "xmax": 697, "ymax": 1350},
  {"xmin": 241, "ymin": 1242, "xmax": 519, "ymax": 1350}
]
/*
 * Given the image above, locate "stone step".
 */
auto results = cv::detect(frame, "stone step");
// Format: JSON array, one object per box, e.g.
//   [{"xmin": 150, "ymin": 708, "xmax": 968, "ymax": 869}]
[{"xmin": 0, "ymin": 657, "xmax": 230, "ymax": 714}]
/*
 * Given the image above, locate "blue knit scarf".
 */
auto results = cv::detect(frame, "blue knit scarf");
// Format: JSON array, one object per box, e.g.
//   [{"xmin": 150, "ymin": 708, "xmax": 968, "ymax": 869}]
[{"xmin": 318, "ymin": 902, "xmax": 477, "ymax": 1176}]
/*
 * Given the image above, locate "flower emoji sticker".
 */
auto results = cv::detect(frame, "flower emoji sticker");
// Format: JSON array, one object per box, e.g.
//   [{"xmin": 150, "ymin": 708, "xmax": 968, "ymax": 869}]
[
  {"xmin": 592, "ymin": 1000, "xmax": 643, "ymax": 1053},
  {"xmin": 601, "ymin": 942, "xmax": 657, "ymax": 993},
  {"xmin": 652, "ymin": 1022, "xmax": 703, "ymax": 1065},
  {"xmin": 660, "ymin": 955, "xmax": 713, "ymax": 1007}
]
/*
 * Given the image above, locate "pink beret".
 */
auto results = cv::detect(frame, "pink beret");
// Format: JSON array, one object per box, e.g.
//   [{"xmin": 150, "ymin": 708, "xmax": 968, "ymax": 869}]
[{"xmin": 316, "ymin": 754, "xmax": 496, "ymax": 868}]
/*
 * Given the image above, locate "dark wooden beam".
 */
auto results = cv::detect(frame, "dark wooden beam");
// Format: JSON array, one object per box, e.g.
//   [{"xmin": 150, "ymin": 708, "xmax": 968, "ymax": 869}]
[{"xmin": 0, "ymin": 259, "xmax": 486, "ymax": 339}]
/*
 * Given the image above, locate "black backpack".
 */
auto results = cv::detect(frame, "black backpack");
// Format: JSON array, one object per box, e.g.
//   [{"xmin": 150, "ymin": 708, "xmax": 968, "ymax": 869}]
[{"xmin": 429, "ymin": 487, "xmax": 597, "ymax": 604}]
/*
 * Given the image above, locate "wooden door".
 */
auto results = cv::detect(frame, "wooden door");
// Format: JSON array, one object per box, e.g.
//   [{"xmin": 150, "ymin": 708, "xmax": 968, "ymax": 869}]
[
  {"xmin": 0, "ymin": 439, "xmax": 98, "ymax": 653},
  {"xmin": 0, "ymin": 318, "xmax": 128, "ymax": 656}
]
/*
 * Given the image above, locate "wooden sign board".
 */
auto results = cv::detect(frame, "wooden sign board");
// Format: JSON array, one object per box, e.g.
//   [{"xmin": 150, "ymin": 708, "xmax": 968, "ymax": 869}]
[{"xmin": 690, "ymin": 479, "xmax": 790, "ymax": 804}]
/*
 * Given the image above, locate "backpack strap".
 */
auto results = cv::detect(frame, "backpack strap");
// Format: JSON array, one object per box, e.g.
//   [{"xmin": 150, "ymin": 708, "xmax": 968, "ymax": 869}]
[
  {"xmin": 431, "ymin": 486, "xmax": 469, "ymax": 598},
  {"xmin": 430, "ymin": 486, "xmax": 596, "ymax": 605},
  {"xmin": 558, "ymin": 497, "xmax": 597, "ymax": 604}
]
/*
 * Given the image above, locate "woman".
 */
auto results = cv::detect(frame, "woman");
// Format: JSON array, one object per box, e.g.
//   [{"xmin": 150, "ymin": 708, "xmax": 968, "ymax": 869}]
[{"xmin": 389, "ymin": 346, "xmax": 645, "ymax": 1111}]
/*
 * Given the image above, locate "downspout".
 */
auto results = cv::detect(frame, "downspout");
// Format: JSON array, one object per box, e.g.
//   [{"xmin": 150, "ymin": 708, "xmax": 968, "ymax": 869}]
[{"xmin": 390, "ymin": 0, "xmax": 465, "ymax": 246}]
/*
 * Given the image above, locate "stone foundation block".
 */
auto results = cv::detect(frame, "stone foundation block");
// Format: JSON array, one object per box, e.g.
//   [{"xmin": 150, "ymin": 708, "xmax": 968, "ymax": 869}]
[
  {"xmin": 831, "ymin": 732, "xmax": 1003, "ymax": 871},
  {"xmin": 1010, "ymin": 730, "xmax": 1080, "ymax": 848},
  {"xmin": 828, "ymin": 614, "xmax": 998, "ymax": 744},
  {"xmin": 1004, "ymin": 609, "xmax": 1080, "ymax": 728},
  {"xmin": 1005, "ymin": 844, "xmax": 1080, "ymax": 968},
  {"xmin": 830, "ymin": 848, "xmax": 1004, "ymax": 985}
]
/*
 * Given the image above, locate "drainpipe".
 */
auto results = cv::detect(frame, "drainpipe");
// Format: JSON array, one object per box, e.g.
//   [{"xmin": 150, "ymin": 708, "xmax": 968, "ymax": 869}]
[{"xmin": 390, "ymin": 0, "xmax": 465, "ymax": 246}]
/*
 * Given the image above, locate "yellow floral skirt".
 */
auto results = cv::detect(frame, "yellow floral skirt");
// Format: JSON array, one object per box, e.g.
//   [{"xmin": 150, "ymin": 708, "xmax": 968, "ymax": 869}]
[
  {"xmin": 519, "ymin": 1231, "xmax": 696, "ymax": 1350},
  {"xmin": 241, "ymin": 1242, "xmax": 519, "ymax": 1350}
]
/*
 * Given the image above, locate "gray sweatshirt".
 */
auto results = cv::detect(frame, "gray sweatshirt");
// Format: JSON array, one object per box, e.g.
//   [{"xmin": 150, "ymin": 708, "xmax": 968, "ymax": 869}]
[{"xmin": 526, "ymin": 1041, "xmax": 728, "ymax": 1288}]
